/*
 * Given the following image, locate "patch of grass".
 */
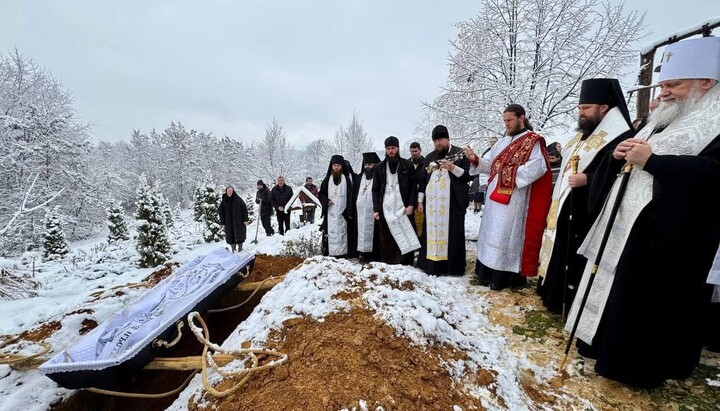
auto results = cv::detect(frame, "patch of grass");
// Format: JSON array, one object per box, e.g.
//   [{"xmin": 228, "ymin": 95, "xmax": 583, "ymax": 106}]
[
  {"xmin": 511, "ymin": 309, "xmax": 564, "ymax": 342},
  {"xmin": 648, "ymin": 364, "xmax": 720, "ymax": 411}
]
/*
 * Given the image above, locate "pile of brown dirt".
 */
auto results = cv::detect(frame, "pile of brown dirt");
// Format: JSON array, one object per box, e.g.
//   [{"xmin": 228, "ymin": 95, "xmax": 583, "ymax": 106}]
[
  {"xmin": 191, "ymin": 308, "xmax": 489, "ymax": 411},
  {"xmin": 143, "ymin": 262, "xmax": 180, "ymax": 286},
  {"xmin": 243, "ymin": 254, "xmax": 304, "ymax": 283}
]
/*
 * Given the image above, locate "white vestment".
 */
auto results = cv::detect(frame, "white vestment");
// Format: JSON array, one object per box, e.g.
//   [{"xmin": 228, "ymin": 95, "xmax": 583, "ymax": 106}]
[
  {"xmin": 382, "ymin": 163, "xmax": 420, "ymax": 255},
  {"xmin": 327, "ymin": 175, "xmax": 348, "ymax": 256},
  {"xmin": 355, "ymin": 174, "xmax": 375, "ymax": 253},
  {"xmin": 470, "ymin": 130, "xmax": 548, "ymax": 272},
  {"xmin": 538, "ymin": 107, "xmax": 631, "ymax": 280},
  {"xmin": 425, "ymin": 169, "xmax": 451, "ymax": 261},
  {"xmin": 707, "ymin": 245, "xmax": 720, "ymax": 302}
]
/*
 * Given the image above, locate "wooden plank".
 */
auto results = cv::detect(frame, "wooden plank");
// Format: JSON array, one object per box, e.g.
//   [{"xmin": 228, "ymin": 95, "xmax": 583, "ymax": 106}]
[{"xmin": 236, "ymin": 276, "xmax": 286, "ymax": 292}]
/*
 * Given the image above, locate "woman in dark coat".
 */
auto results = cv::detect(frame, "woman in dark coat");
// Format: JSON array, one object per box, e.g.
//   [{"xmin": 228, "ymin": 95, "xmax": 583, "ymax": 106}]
[{"xmin": 218, "ymin": 186, "xmax": 249, "ymax": 252}]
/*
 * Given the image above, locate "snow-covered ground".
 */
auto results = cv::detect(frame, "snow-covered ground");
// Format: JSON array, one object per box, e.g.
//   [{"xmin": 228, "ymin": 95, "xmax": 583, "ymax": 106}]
[
  {"xmin": 0, "ymin": 207, "xmax": 576, "ymax": 411},
  {"xmin": 0, "ymin": 210, "xmax": 319, "ymax": 411}
]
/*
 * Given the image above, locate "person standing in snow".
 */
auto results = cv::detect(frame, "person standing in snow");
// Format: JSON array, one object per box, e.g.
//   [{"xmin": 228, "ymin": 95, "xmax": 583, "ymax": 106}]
[
  {"xmin": 299, "ymin": 177, "xmax": 319, "ymax": 224},
  {"xmin": 372, "ymin": 136, "xmax": 420, "ymax": 265},
  {"xmin": 466, "ymin": 104, "xmax": 553, "ymax": 290},
  {"xmin": 416, "ymin": 125, "xmax": 474, "ymax": 276},
  {"xmin": 536, "ymin": 78, "xmax": 635, "ymax": 317},
  {"xmin": 353, "ymin": 151, "xmax": 381, "ymax": 262},
  {"xmin": 270, "ymin": 176, "xmax": 293, "ymax": 235},
  {"xmin": 218, "ymin": 186, "xmax": 249, "ymax": 252},
  {"xmin": 409, "ymin": 141, "xmax": 426, "ymax": 238},
  {"xmin": 319, "ymin": 155, "xmax": 355, "ymax": 257},
  {"xmin": 566, "ymin": 37, "xmax": 720, "ymax": 388},
  {"xmin": 255, "ymin": 180, "xmax": 274, "ymax": 236}
]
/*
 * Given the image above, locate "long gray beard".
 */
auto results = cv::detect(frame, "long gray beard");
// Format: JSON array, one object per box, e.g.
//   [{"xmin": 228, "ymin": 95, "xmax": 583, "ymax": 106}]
[{"xmin": 650, "ymin": 87, "xmax": 703, "ymax": 129}]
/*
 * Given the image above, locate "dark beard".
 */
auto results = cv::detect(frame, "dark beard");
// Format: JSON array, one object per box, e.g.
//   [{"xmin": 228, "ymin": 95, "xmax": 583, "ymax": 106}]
[
  {"xmin": 364, "ymin": 166, "xmax": 374, "ymax": 178},
  {"xmin": 387, "ymin": 154, "xmax": 399, "ymax": 164},
  {"xmin": 331, "ymin": 169, "xmax": 342, "ymax": 184},
  {"xmin": 576, "ymin": 116, "xmax": 601, "ymax": 139},
  {"xmin": 437, "ymin": 146, "xmax": 449, "ymax": 157}
]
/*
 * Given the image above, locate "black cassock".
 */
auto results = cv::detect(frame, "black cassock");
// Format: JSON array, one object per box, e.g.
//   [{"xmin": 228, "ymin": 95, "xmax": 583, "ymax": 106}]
[
  {"xmin": 416, "ymin": 146, "xmax": 473, "ymax": 276},
  {"xmin": 319, "ymin": 172, "xmax": 356, "ymax": 258},
  {"xmin": 351, "ymin": 171, "xmax": 381, "ymax": 262},
  {"xmin": 372, "ymin": 158, "xmax": 417, "ymax": 265},
  {"xmin": 537, "ymin": 129, "xmax": 633, "ymax": 316},
  {"xmin": 577, "ymin": 133, "xmax": 720, "ymax": 388}
]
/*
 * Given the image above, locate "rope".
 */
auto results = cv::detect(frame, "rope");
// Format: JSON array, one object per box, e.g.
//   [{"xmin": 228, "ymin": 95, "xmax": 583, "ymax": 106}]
[
  {"xmin": 187, "ymin": 311, "xmax": 287, "ymax": 398},
  {"xmin": 207, "ymin": 275, "xmax": 283, "ymax": 314},
  {"xmin": 85, "ymin": 371, "xmax": 196, "ymax": 399},
  {"xmin": 152, "ymin": 321, "xmax": 184, "ymax": 349},
  {"xmin": 0, "ymin": 335, "xmax": 51, "ymax": 366}
]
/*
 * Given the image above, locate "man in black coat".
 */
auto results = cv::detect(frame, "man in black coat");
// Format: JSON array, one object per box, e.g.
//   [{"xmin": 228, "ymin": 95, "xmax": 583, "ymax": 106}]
[
  {"xmin": 218, "ymin": 186, "xmax": 249, "ymax": 252},
  {"xmin": 372, "ymin": 136, "xmax": 420, "ymax": 265},
  {"xmin": 270, "ymin": 176, "xmax": 293, "ymax": 235},
  {"xmin": 409, "ymin": 141, "xmax": 425, "ymax": 238},
  {"xmin": 255, "ymin": 180, "xmax": 274, "ymax": 236}
]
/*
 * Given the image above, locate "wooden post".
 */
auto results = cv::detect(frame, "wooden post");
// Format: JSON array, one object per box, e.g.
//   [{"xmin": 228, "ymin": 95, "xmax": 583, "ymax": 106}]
[
  {"xmin": 636, "ymin": 50, "xmax": 655, "ymax": 120},
  {"xmin": 632, "ymin": 19, "xmax": 720, "ymax": 121}
]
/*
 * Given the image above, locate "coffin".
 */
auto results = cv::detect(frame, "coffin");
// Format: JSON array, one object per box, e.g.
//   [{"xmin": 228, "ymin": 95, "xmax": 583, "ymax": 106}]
[{"xmin": 38, "ymin": 248, "xmax": 254, "ymax": 390}]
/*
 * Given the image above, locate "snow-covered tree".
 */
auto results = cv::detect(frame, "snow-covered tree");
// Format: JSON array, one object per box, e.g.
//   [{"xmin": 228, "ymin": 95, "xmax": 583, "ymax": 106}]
[
  {"xmin": 333, "ymin": 110, "xmax": 375, "ymax": 172},
  {"xmin": 106, "ymin": 199, "xmax": 129, "ymax": 243},
  {"xmin": 303, "ymin": 139, "xmax": 335, "ymax": 182},
  {"xmin": 199, "ymin": 184, "xmax": 222, "ymax": 243},
  {"xmin": 42, "ymin": 206, "xmax": 69, "ymax": 261},
  {"xmin": 154, "ymin": 183, "xmax": 173, "ymax": 229},
  {"xmin": 0, "ymin": 50, "xmax": 93, "ymax": 254},
  {"xmin": 252, "ymin": 118, "xmax": 300, "ymax": 183},
  {"xmin": 424, "ymin": 0, "xmax": 646, "ymax": 146},
  {"xmin": 192, "ymin": 187, "xmax": 204, "ymax": 222},
  {"xmin": 135, "ymin": 175, "xmax": 170, "ymax": 268},
  {"xmin": 245, "ymin": 193, "xmax": 255, "ymax": 223}
]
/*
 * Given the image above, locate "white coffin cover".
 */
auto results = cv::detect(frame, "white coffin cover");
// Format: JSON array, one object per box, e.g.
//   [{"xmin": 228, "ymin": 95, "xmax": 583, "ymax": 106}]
[{"xmin": 39, "ymin": 248, "xmax": 253, "ymax": 374}]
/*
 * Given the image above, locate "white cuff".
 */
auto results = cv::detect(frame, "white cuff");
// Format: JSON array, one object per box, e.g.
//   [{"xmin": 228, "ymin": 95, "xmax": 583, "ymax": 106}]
[
  {"xmin": 451, "ymin": 166, "xmax": 465, "ymax": 177},
  {"xmin": 418, "ymin": 193, "xmax": 425, "ymax": 203}
]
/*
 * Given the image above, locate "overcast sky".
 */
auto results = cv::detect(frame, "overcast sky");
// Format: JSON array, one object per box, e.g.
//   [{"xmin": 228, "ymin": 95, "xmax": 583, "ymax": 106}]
[{"xmin": 1, "ymin": 1, "xmax": 719, "ymax": 149}]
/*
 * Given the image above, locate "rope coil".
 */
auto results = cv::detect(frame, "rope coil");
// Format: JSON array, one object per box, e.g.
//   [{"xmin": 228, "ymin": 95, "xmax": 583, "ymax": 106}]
[{"xmin": 187, "ymin": 311, "xmax": 288, "ymax": 398}]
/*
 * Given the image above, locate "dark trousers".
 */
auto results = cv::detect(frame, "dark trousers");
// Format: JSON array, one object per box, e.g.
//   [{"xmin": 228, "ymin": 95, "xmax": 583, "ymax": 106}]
[
  {"xmin": 475, "ymin": 260, "xmax": 526, "ymax": 290},
  {"xmin": 305, "ymin": 206, "xmax": 316, "ymax": 224},
  {"xmin": 276, "ymin": 210, "xmax": 290, "ymax": 235},
  {"xmin": 260, "ymin": 214, "xmax": 274, "ymax": 235}
]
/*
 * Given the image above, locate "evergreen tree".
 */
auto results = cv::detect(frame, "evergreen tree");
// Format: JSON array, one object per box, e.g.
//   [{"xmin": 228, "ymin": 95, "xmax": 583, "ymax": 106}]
[
  {"xmin": 192, "ymin": 187, "xmax": 203, "ymax": 222},
  {"xmin": 106, "ymin": 199, "xmax": 130, "ymax": 243},
  {"xmin": 201, "ymin": 184, "xmax": 223, "ymax": 243},
  {"xmin": 244, "ymin": 193, "xmax": 255, "ymax": 223},
  {"xmin": 135, "ymin": 175, "xmax": 170, "ymax": 268},
  {"xmin": 42, "ymin": 206, "xmax": 70, "ymax": 261},
  {"xmin": 154, "ymin": 182, "xmax": 173, "ymax": 229}
]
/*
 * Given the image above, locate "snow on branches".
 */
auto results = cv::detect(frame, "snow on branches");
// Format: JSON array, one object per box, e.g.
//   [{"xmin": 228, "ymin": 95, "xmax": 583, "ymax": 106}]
[
  {"xmin": 134, "ymin": 175, "xmax": 171, "ymax": 268},
  {"xmin": 106, "ymin": 198, "xmax": 130, "ymax": 243},
  {"xmin": 424, "ymin": 0, "xmax": 646, "ymax": 146},
  {"xmin": 42, "ymin": 206, "xmax": 70, "ymax": 261}
]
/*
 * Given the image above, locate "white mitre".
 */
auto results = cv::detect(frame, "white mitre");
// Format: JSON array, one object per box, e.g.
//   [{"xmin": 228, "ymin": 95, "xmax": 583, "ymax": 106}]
[{"xmin": 658, "ymin": 36, "xmax": 720, "ymax": 82}]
